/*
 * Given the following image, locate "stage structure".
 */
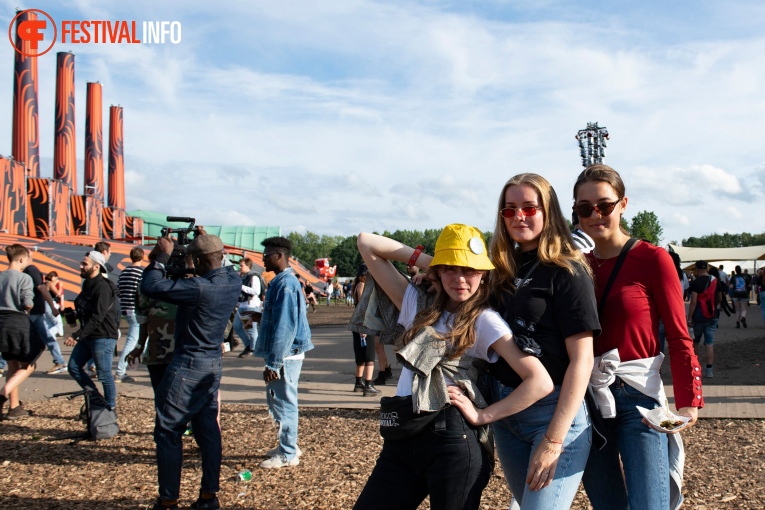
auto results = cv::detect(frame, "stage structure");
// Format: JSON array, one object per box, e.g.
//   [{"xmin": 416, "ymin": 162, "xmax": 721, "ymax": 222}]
[
  {"xmin": 12, "ymin": 9, "xmax": 40, "ymax": 178},
  {"xmin": 3, "ymin": 17, "xmax": 144, "ymax": 242},
  {"xmin": 103, "ymin": 105, "xmax": 126, "ymax": 239},
  {"xmin": 54, "ymin": 52, "xmax": 77, "ymax": 189},
  {"xmin": 575, "ymin": 122, "xmax": 609, "ymax": 167},
  {"xmin": 0, "ymin": 157, "xmax": 28, "ymax": 235}
]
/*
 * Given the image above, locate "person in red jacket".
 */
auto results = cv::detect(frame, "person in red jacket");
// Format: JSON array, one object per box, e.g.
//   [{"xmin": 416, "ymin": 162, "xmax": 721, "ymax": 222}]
[{"xmin": 573, "ymin": 164, "xmax": 703, "ymax": 510}]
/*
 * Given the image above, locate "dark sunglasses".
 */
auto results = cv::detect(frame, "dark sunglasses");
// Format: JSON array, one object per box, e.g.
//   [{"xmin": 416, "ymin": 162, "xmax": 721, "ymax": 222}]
[
  {"xmin": 499, "ymin": 206, "xmax": 541, "ymax": 218},
  {"xmin": 573, "ymin": 199, "xmax": 621, "ymax": 218}
]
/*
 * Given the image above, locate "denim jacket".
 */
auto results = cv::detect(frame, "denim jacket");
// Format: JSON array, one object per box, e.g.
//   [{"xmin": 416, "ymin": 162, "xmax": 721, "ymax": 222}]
[
  {"xmin": 140, "ymin": 252, "xmax": 242, "ymax": 358},
  {"xmin": 255, "ymin": 268, "xmax": 313, "ymax": 371}
]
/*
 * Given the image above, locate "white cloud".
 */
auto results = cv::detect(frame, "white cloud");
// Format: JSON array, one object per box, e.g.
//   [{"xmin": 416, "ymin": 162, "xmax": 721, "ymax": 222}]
[{"xmin": 1, "ymin": 0, "xmax": 764, "ymax": 247}]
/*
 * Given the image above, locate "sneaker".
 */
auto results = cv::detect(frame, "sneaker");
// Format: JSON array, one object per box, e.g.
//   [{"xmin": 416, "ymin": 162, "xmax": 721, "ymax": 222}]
[
  {"xmin": 190, "ymin": 495, "xmax": 220, "ymax": 510},
  {"xmin": 353, "ymin": 381, "xmax": 365, "ymax": 393},
  {"xmin": 266, "ymin": 445, "xmax": 303, "ymax": 458},
  {"xmin": 384, "ymin": 365, "xmax": 393, "ymax": 380},
  {"xmin": 118, "ymin": 375, "xmax": 135, "ymax": 384},
  {"xmin": 363, "ymin": 383, "xmax": 381, "ymax": 397},
  {"xmin": 259, "ymin": 454, "xmax": 300, "ymax": 469},
  {"xmin": 238, "ymin": 347, "xmax": 254, "ymax": 358},
  {"xmin": 735, "ymin": 322, "xmax": 741, "ymax": 329},
  {"xmin": 47, "ymin": 363, "xmax": 67, "ymax": 374},
  {"xmin": 6, "ymin": 405, "xmax": 31, "ymax": 419},
  {"xmin": 151, "ymin": 498, "xmax": 179, "ymax": 510},
  {"xmin": 742, "ymin": 317, "xmax": 747, "ymax": 328},
  {"xmin": 703, "ymin": 367, "xmax": 714, "ymax": 378},
  {"xmin": 373, "ymin": 372, "xmax": 387, "ymax": 385}
]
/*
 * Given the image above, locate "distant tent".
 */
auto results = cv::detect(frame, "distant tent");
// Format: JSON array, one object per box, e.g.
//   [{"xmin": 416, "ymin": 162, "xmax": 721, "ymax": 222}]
[
  {"xmin": 128, "ymin": 210, "xmax": 281, "ymax": 251},
  {"xmin": 668, "ymin": 244, "xmax": 765, "ymax": 271}
]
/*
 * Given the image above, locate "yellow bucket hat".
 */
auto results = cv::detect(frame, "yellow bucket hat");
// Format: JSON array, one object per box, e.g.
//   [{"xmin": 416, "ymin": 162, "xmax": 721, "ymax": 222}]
[{"xmin": 430, "ymin": 224, "xmax": 494, "ymax": 270}]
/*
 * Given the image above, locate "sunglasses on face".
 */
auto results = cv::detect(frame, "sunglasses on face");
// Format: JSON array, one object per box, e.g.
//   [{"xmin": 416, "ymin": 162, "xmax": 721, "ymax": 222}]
[
  {"xmin": 499, "ymin": 206, "xmax": 541, "ymax": 219},
  {"xmin": 573, "ymin": 199, "xmax": 621, "ymax": 218}
]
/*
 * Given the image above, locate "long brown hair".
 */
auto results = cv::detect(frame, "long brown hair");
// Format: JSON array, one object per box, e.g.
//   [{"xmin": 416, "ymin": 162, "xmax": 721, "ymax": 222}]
[
  {"xmin": 489, "ymin": 173, "xmax": 590, "ymax": 300},
  {"xmin": 400, "ymin": 265, "xmax": 491, "ymax": 359}
]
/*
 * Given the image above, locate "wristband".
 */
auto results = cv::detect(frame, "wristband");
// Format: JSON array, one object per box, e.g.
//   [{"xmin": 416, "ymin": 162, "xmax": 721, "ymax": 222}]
[
  {"xmin": 544, "ymin": 433, "xmax": 563, "ymax": 445},
  {"xmin": 408, "ymin": 246, "xmax": 424, "ymax": 267}
]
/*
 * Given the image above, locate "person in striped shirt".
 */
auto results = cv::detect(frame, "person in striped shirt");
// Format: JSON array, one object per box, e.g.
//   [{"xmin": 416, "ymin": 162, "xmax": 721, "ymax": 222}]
[{"xmin": 116, "ymin": 247, "xmax": 145, "ymax": 383}]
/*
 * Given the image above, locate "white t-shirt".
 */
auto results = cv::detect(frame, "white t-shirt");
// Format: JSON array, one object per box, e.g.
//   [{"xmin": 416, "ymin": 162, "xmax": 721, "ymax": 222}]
[{"xmin": 395, "ymin": 285, "xmax": 511, "ymax": 397}]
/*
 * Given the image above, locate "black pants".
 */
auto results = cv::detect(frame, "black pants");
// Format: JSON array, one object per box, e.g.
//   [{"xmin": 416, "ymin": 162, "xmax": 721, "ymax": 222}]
[
  {"xmin": 352, "ymin": 332, "xmax": 376, "ymax": 365},
  {"xmin": 354, "ymin": 406, "xmax": 490, "ymax": 510},
  {"xmin": 148, "ymin": 363, "xmax": 169, "ymax": 393}
]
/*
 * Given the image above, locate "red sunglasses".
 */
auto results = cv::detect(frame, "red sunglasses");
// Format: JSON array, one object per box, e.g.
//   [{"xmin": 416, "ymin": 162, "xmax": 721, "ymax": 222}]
[{"xmin": 500, "ymin": 206, "xmax": 541, "ymax": 218}]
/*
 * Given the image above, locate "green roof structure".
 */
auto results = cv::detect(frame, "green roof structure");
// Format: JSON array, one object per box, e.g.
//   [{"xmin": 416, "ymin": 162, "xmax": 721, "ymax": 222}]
[{"xmin": 128, "ymin": 210, "xmax": 281, "ymax": 251}]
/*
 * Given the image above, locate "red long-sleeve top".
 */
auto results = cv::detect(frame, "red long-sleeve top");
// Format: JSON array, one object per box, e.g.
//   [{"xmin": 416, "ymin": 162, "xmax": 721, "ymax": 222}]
[{"xmin": 586, "ymin": 242, "xmax": 704, "ymax": 409}]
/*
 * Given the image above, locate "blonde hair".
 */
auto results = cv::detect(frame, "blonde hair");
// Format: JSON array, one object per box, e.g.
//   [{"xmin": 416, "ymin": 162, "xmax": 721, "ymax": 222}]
[
  {"xmin": 400, "ymin": 265, "xmax": 492, "ymax": 359},
  {"xmin": 489, "ymin": 173, "xmax": 591, "ymax": 299}
]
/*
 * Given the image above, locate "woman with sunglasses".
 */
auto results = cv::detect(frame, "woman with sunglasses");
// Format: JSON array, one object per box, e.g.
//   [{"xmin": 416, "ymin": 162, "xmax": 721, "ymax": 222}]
[
  {"xmin": 354, "ymin": 224, "xmax": 553, "ymax": 510},
  {"xmin": 573, "ymin": 164, "xmax": 703, "ymax": 510},
  {"xmin": 476, "ymin": 173, "xmax": 600, "ymax": 509}
]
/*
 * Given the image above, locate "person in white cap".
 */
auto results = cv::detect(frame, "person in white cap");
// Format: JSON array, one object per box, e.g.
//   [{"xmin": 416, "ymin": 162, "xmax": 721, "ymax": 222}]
[{"xmin": 64, "ymin": 251, "xmax": 120, "ymax": 410}]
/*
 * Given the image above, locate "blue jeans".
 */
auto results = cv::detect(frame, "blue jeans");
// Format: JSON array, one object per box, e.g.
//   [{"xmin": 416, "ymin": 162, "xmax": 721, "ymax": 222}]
[
  {"xmin": 116, "ymin": 314, "xmax": 140, "ymax": 377},
  {"xmin": 31, "ymin": 313, "xmax": 65, "ymax": 366},
  {"xmin": 233, "ymin": 311, "xmax": 258, "ymax": 350},
  {"xmin": 354, "ymin": 406, "xmax": 490, "ymax": 510},
  {"xmin": 582, "ymin": 380, "xmax": 670, "ymax": 510},
  {"xmin": 67, "ymin": 337, "xmax": 118, "ymax": 409},
  {"xmin": 491, "ymin": 382, "xmax": 591, "ymax": 509},
  {"xmin": 759, "ymin": 291, "xmax": 765, "ymax": 323},
  {"xmin": 154, "ymin": 355, "xmax": 222, "ymax": 500},
  {"xmin": 266, "ymin": 357, "xmax": 303, "ymax": 459},
  {"xmin": 692, "ymin": 317, "xmax": 717, "ymax": 345}
]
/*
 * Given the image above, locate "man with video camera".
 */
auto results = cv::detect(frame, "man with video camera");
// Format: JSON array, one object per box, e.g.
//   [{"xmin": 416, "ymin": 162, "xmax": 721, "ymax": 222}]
[{"xmin": 140, "ymin": 233, "xmax": 242, "ymax": 510}]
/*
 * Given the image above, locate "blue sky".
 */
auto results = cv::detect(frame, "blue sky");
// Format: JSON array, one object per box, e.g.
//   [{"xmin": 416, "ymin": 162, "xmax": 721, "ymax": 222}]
[{"xmin": 1, "ymin": 1, "xmax": 764, "ymax": 244}]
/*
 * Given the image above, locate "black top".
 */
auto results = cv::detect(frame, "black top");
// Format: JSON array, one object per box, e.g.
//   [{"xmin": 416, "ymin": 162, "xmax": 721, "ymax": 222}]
[
  {"xmin": 73, "ymin": 276, "xmax": 120, "ymax": 341},
  {"xmin": 489, "ymin": 249, "xmax": 601, "ymax": 387},
  {"xmin": 23, "ymin": 265, "xmax": 46, "ymax": 315}
]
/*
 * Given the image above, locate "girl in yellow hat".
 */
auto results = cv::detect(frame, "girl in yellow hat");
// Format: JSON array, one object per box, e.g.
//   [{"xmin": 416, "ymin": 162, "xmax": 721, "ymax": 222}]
[
  {"xmin": 353, "ymin": 224, "xmax": 553, "ymax": 510},
  {"xmin": 485, "ymin": 173, "xmax": 600, "ymax": 510}
]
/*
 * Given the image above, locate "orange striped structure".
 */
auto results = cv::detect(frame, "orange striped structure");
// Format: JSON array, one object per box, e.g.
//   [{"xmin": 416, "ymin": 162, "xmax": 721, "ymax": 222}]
[
  {"xmin": 84, "ymin": 82, "xmax": 104, "ymax": 200},
  {"xmin": 70, "ymin": 194, "xmax": 102, "ymax": 236},
  {"xmin": 26, "ymin": 178, "xmax": 72, "ymax": 238},
  {"xmin": 0, "ymin": 157, "xmax": 28, "ymax": 235},
  {"xmin": 12, "ymin": 10, "xmax": 40, "ymax": 177},
  {"xmin": 103, "ymin": 207, "xmax": 126, "ymax": 239},
  {"xmin": 125, "ymin": 216, "xmax": 144, "ymax": 239},
  {"xmin": 107, "ymin": 106, "xmax": 125, "ymax": 209},
  {"xmin": 54, "ymin": 52, "xmax": 77, "ymax": 188}
]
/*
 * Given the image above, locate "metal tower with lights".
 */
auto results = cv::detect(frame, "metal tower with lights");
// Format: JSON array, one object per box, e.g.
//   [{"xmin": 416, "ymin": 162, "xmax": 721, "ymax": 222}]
[{"xmin": 575, "ymin": 122, "xmax": 609, "ymax": 167}]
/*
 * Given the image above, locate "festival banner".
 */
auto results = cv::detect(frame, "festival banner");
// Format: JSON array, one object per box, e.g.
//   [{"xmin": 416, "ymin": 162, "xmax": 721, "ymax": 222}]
[
  {"xmin": 54, "ymin": 52, "xmax": 77, "ymax": 188},
  {"xmin": 12, "ymin": 10, "xmax": 41, "ymax": 177}
]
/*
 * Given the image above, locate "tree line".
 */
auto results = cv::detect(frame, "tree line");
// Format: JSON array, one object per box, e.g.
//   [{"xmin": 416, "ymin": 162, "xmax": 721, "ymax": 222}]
[{"xmin": 288, "ymin": 209, "xmax": 680, "ymax": 277}]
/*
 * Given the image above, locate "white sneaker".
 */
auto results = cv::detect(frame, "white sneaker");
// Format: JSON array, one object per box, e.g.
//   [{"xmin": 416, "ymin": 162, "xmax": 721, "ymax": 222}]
[
  {"xmin": 259, "ymin": 454, "xmax": 300, "ymax": 469},
  {"xmin": 266, "ymin": 446, "xmax": 303, "ymax": 458}
]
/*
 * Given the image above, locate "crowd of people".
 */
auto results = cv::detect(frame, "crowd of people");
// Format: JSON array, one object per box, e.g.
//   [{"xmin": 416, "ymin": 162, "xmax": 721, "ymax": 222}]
[{"xmin": 1, "ymin": 163, "xmax": 764, "ymax": 509}]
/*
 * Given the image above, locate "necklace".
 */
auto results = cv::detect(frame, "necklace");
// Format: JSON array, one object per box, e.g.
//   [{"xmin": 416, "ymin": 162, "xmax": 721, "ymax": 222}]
[{"xmin": 592, "ymin": 255, "xmax": 612, "ymax": 268}]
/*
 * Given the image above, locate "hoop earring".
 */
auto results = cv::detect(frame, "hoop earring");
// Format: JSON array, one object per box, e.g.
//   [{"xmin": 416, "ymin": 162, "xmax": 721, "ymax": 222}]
[{"xmin": 480, "ymin": 279, "xmax": 485, "ymax": 284}]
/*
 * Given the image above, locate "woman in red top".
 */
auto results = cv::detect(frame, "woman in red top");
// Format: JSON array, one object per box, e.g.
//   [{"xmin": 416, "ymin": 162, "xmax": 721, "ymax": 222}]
[{"xmin": 573, "ymin": 164, "xmax": 703, "ymax": 510}]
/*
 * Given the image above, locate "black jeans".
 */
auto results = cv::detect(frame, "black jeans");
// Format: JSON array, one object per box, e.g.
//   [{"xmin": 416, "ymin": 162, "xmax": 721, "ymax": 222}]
[{"xmin": 354, "ymin": 406, "xmax": 490, "ymax": 510}]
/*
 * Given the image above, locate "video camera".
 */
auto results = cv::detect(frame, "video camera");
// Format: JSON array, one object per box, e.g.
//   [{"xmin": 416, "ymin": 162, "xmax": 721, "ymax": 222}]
[{"xmin": 160, "ymin": 216, "xmax": 202, "ymax": 279}]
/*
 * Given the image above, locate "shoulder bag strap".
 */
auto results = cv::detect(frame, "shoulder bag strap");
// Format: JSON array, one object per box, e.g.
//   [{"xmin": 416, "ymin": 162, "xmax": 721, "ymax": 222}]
[{"xmin": 597, "ymin": 237, "xmax": 638, "ymax": 316}]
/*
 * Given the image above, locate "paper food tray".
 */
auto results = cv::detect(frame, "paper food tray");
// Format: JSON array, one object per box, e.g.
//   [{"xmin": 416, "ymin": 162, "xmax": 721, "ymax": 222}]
[{"xmin": 636, "ymin": 406, "xmax": 691, "ymax": 433}]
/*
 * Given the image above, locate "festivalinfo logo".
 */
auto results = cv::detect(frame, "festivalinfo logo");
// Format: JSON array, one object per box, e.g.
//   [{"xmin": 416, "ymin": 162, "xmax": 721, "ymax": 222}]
[{"xmin": 9, "ymin": 8, "xmax": 182, "ymax": 57}]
